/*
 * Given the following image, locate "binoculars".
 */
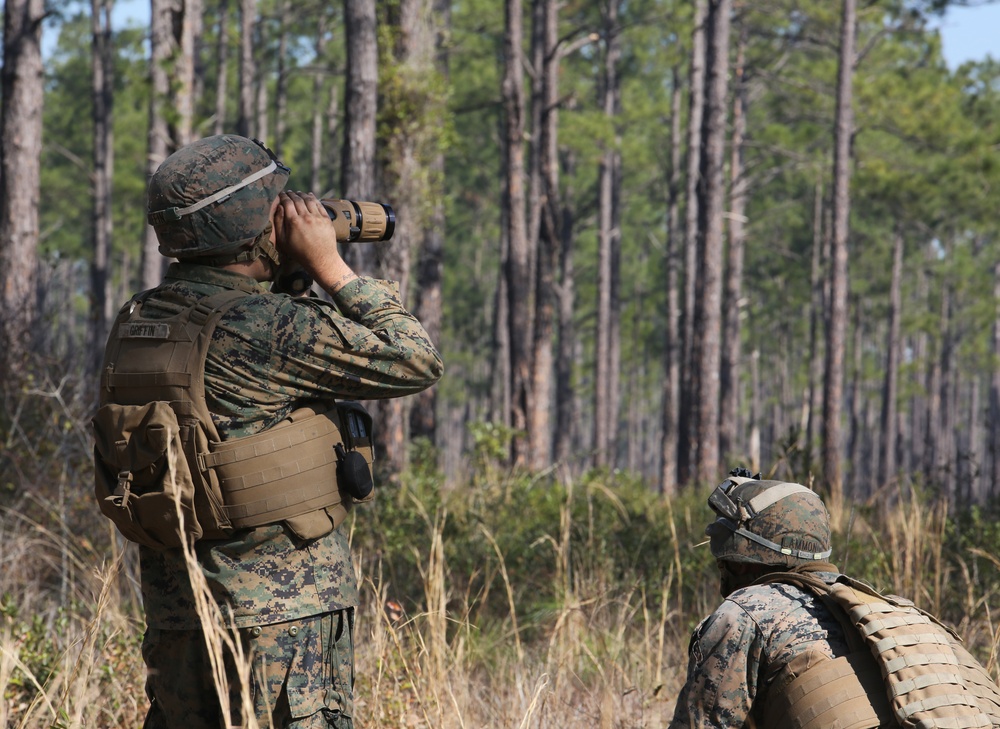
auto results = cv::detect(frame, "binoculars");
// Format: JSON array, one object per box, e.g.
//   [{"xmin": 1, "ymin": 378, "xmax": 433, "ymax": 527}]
[{"xmin": 320, "ymin": 198, "xmax": 396, "ymax": 243}]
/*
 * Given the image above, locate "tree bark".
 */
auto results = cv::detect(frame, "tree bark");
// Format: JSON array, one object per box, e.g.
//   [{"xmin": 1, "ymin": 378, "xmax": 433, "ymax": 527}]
[
  {"xmin": 691, "ymin": 0, "xmax": 730, "ymax": 484},
  {"xmin": 718, "ymin": 22, "xmax": 747, "ymax": 464},
  {"xmin": 877, "ymin": 228, "xmax": 903, "ymax": 486},
  {"xmin": 502, "ymin": 0, "xmax": 531, "ymax": 466},
  {"xmin": 822, "ymin": 0, "xmax": 855, "ymax": 507},
  {"xmin": 274, "ymin": 0, "xmax": 291, "ymax": 156},
  {"xmin": 990, "ymin": 257, "xmax": 1000, "ymax": 500},
  {"xmin": 341, "ymin": 0, "xmax": 378, "ymax": 275},
  {"xmin": 213, "ymin": 0, "xmax": 230, "ymax": 135},
  {"xmin": 410, "ymin": 0, "xmax": 450, "ymax": 445},
  {"xmin": 527, "ymin": 0, "xmax": 560, "ymax": 469},
  {"xmin": 805, "ymin": 176, "xmax": 825, "ymax": 461},
  {"xmin": 553, "ymin": 150, "xmax": 577, "ymax": 469},
  {"xmin": 310, "ymin": 12, "xmax": 330, "ymax": 193},
  {"xmin": 677, "ymin": 0, "xmax": 707, "ymax": 484},
  {"xmin": 173, "ymin": 0, "xmax": 197, "ymax": 147},
  {"xmin": 594, "ymin": 0, "xmax": 622, "ymax": 469},
  {"xmin": 89, "ymin": 0, "xmax": 115, "ymax": 378},
  {"xmin": 0, "ymin": 0, "xmax": 44, "ymax": 379},
  {"xmin": 237, "ymin": 0, "xmax": 256, "ymax": 138},
  {"xmin": 659, "ymin": 67, "xmax": 683, "ymax": 495}
]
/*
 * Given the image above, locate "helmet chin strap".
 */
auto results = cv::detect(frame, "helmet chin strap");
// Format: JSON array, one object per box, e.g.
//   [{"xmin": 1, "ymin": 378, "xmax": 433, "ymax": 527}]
[{"xmin": 189, "ymin": 223, "xmax": 279, "ymax": 268}]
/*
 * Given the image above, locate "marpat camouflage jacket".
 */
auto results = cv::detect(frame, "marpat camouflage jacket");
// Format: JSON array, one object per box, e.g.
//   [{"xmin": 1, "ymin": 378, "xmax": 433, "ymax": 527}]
[
  {"xmin": 668, "ymin": 573, "xmax": 852, "ymax": 729},
  {"xmin": 133, "ymin": 263, "xmax": 443, "ymax": 629}
]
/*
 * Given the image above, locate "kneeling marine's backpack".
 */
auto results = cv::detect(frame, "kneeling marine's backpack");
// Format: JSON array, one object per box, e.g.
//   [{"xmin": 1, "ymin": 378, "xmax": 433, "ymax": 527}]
[
  {"xmin": 759, "ymin": 570, "xmax": 1000, "ymax": 729},
  {"xmin": 92, "ymin": 287, "xmax": 375, "ymax": 550}
]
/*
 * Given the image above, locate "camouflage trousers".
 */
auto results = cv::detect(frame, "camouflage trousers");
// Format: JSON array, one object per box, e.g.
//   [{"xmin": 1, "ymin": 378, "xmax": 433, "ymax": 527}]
[{"xmin": 141, "ymin": 609, "xmax": 355, "ymax": 729}]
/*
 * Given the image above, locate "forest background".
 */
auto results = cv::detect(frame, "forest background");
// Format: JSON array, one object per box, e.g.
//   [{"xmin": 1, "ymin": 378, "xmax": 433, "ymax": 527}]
[{"xmin": 2, "ymin": 0, "xmax": 1000, "ymax": 726}]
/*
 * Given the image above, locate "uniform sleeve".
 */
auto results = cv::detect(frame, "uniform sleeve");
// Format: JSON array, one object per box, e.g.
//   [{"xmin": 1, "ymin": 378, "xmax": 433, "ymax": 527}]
[
  {"xmin": 267, "ymin": 277, "xmax": 443, "ymax": 400},
  {"xmin": 668, "ymin": 601, "xmax": 763, "ymax": 729}
]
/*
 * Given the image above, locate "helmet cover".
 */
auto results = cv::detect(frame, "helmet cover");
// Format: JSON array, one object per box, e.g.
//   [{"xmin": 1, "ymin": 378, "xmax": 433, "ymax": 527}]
[
  {"xmin": 706, "ymin": 477, "xmax": 832, "ymax": 568},
  {"xmin": 148, "ymin": 135, "xmax": 289, "ymax": 260}
]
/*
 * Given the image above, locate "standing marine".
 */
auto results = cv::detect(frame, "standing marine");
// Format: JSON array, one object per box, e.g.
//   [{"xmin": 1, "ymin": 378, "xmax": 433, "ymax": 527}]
[
  {"xmin": 669, "ymin": 468, "xmax": 1000, "ymax": 729},
  {"xmin": 92, "ymin": 134, "xmax": 443, "ymax": 728}
]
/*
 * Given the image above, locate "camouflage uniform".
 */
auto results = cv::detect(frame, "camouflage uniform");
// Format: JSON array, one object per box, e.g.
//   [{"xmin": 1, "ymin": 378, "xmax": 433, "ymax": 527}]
[
  {"xmin": 668, "ymin": 570, "xmax": 854, "ymax": 729},
  {"xmin": 134, "ymin": 263, "xmax": 443, "ymax": 728}
]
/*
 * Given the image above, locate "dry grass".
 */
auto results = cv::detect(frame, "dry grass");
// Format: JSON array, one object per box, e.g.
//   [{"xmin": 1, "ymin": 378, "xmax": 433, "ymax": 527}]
[{"xmin": 2, "ymin": 452, "xmax": 998, "ymax": 727}]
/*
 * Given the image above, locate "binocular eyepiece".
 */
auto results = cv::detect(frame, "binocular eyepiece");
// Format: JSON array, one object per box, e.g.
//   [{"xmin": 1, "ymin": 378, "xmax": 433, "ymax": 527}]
[{"xmin": 320, "ymin": 198, "xmax": 396, "ymax": 243}]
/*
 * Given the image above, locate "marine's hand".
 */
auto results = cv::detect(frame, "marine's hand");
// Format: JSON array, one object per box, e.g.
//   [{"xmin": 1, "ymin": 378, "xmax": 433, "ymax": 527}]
[{"xmin": 274, "ymin": 191, "xmax": 359, "ymax": 294}]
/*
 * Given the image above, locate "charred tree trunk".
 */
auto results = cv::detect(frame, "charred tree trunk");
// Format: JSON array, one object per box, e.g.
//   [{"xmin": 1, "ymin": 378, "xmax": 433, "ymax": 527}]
[
  {"xmin": 691, "ymin": 0, "xmax": 730, "ymax": 484},
  {"xmin": 990, "ymin": 258, "xmax": 1000, "ymax": 500},
  {"xmin": 0, "ymin": 0, "xmax": 44, "ymax": 379},
  {"xmin": 822, "ymin": 0, "xmax": 855, "ymax": 507}
]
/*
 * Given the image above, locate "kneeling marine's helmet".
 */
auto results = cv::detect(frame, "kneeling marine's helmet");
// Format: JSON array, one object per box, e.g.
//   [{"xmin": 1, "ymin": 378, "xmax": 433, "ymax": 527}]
[
  {"xmin": 706, "ymin": 470, "xmax": 832, "ymax": 568},
  {"xmin": 147, "ymin": 134, "xmax": 290, "ymax": 262}
]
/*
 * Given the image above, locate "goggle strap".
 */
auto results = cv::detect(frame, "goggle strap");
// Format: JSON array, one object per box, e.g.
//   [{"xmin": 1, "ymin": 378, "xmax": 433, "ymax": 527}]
[
  {"xmin": 719, "ymin": 518, "xmax": 832, "ymax": 561},
  {"xmin": 148, "ymin": 160, "xmax": 278, "ymax": 225}
]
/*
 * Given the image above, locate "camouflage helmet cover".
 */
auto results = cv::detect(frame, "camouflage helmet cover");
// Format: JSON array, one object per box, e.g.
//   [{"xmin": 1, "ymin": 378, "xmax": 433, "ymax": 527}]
[
  {"xmin": 706, "ymin": 477, "xmax": 832, "ymax": 567},
  {"xmin": 147, "ymin": 134, "xmax": 289, "ymax": 260}
]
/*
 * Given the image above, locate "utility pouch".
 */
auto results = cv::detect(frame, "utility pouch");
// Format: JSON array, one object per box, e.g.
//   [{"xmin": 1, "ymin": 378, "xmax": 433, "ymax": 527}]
[
  {"xmin": 335, "ymin": 401, "xmax": 374, "ymax": 503},
  {"xmin": 92, "ymin": 400, "xmax": 230, "ymax": 549}
]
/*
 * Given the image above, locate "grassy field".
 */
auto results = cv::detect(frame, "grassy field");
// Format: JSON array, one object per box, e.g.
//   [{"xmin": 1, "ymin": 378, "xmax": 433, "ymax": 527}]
[{"xmin": 2, "ymin": 388, "xmax": 999, "ymax": 727}]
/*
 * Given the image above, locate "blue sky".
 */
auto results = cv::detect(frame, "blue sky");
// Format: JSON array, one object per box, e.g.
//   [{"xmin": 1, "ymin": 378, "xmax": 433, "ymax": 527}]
[
  {"xmin": 935, "ymin": 2, "xmax": 1000, "ymax": 68},
  {"xmin": 79, "ymin": 2, "xmax": 1000, "ymax": 71}
]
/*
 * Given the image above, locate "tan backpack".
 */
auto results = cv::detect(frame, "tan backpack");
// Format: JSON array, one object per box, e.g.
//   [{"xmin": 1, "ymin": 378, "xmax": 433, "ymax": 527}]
[{"xmin": 93, "ymin": 288, "xmax": 374, "ymax": 550}]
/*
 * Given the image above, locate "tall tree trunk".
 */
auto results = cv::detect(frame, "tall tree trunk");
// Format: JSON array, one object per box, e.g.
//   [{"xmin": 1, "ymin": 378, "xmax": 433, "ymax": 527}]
[
  {"xmin": 237, "ymin": 0, "xmax": 256, "ymax": 138},
  {"xmin": 553, "ymin": 150, "xmax": 577, "ymax": 468},
  {"xmin": 691, "ymin": 0, "xmax": 730, "ymax": 484},
  {"xmin": 502, "ymin": 0, "xmax": 531, "ymax": 466},
  {"xmin": 310, "ymin": 12, "xmax": 330, "ymax": 193},
  {"xmin": 375, "ymin": 0, "xmax": 443, "ymax": 476},
  {"xmin": 89, "ymin": 0, "xmax": 115, "ymax": 378},
  {"xmin": 173, "ymin": 0, "xmax": 197, "ymax": 147},
  {"xmin": 142, "ymin": 0, "xmax": 174, "ymax": 291},
  {"xmin": 677, "ymin": 0, "xmax": 707, "ymax": 484},
  {"xmin": 847, "ymin": 299, "xmax": 864, "ymax": 495},
  {"xmin": 0, "ymin": 0, "xmax": 44, "ymax": 380},
  {"xmin": 805, "ymin": 176, "xmax": 825, "ymax": 461},
  {"xmin": 274, "ymin": 0, "xmax": 291, "ymax": 155},
  {"xmin": 527, "ymin": 0, "xmax": 560, "ymax": 469},
  {"xmin": 410, "ymin": 0, "xmax": 450, "ymax": 445},
  {"xmin": 659, "ymin": 67, "xmax": 683, "ymax": 495},
  {"xmin": 341, "ymin": 0, "xmax": 378, "ymax": 275},
  {"xmin": 213, "ymin": 0, "xmax": 230, "ymax": 135},
  {"xmin": 822, "ymin": 0, "xmax": 855, "ymax": 508},
  {"xmin": 718, "ymin": 22, "xmax": 747, "ymax": 463},
  {"xmin": 938, "ymin": 283, "xmax": 955, "ymax": 501},
  {"xmin": 990, "ymin": 257, "xmax": 1000, "ymax": 500},
  {"xmin": 878, "ymin": 228, "xmax": 903, "ymax": 486},
  {"xmin": 594, "ymin": 0, "xmax": 622, "ymax": 469}
]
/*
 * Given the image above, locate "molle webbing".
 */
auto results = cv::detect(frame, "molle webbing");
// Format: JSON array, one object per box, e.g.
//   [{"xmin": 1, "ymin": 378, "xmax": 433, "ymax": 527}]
[
  {"xmin": 763, "ymin": 572, "xmax": 1000, "ymax": 729},
  {"xmin": 201, "ymin": 407, "xmax": 346, "ymax": 529},
  {"xmin": 761, "ymin": 650, "xmax": 894, "ymax": 729}
]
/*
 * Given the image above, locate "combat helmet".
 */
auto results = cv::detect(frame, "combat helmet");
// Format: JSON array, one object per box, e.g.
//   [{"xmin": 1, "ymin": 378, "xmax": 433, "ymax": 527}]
[
  {"xmin": 147, "ymin": 134, "xmax": 290, "ymax": 263},
  {"xmin": 706, "ymin": 470, "xmax": 832, "ymax": 568}
]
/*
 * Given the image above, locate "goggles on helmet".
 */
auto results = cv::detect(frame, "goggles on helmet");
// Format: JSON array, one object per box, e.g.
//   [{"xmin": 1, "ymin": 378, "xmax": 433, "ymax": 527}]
[{"xmin": 148, "ymin": 138, "xmax": 289, "ymax": 227}]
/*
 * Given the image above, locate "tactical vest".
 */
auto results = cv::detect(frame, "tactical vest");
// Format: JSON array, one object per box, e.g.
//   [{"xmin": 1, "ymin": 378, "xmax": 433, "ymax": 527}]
[
  {"xmin": 92, "ymin": 286, "xmax": 374, "ymax": 550},
  {"xmin": 757, "ymin": 571, "xmax": 1000, "ymax": 729}
]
